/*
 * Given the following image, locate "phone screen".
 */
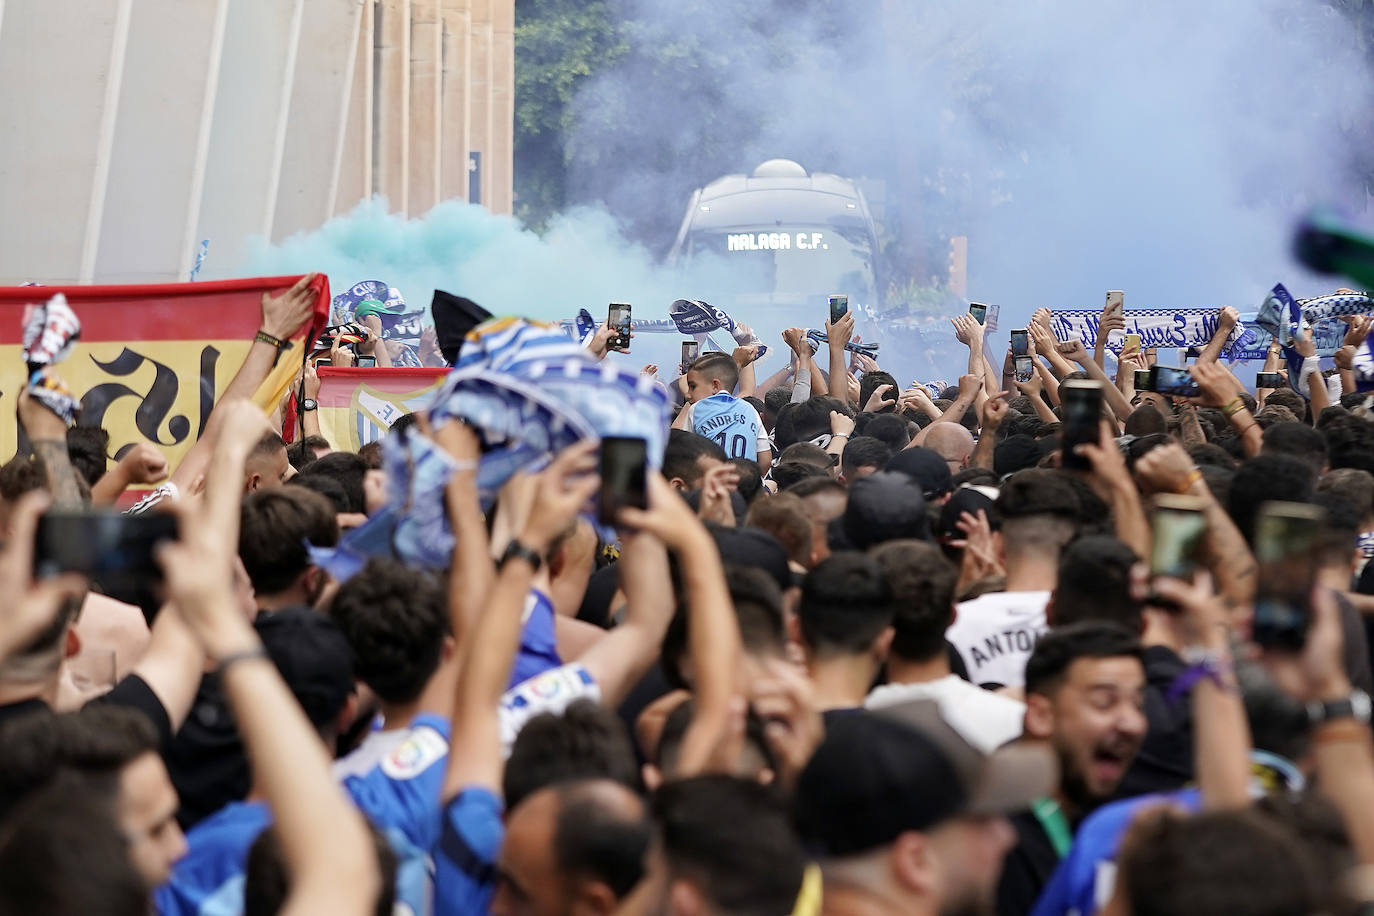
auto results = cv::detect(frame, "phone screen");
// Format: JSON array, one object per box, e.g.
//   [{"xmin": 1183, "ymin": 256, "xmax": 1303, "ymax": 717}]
[
  {"xmin": 829, "ymin": 294, "xmax": 849, "ymax": 324},
  {"xmin": 1149, "ymin": 366, "xmax": 1201, "ymax": 398},
  {"xmin": 35, "ymin": 510, "xmax": 180, "ymax": 621},
  {"xmin": 598, "ymin": 436, "xmax": 649, "ymax": 525},
  {"xmin": 1014, "ymin": 356, "xmax": 1034, "ymax": 383},
  {"xmin": 1149, "ymin": 497, "xmax": 1208, "ymax": 581},
  {"xmin": 1059, "ymin": 380, "xmax": 1102, "ymax": 471},
  {"xmin": 608, "ymin": 303, "xmax": 632, "ymax": 351},
  {"xmin": 1252, "ymin": 502, "xmax": 1325, "ymax": 651},
  {"xmin": 1011, "ymin": 329, "xmax": 1029, "ymax": 357},
  {"xmin": 968, "ymin": 302, "xmax": 988, "ymax": 325},
  {"xmin": 1133, "ymin": 369, "xmax": 1152, "ymax": 391},
  {"xmin": 1257, "ymin": 372, "xmax": 1283, "ymax": 389},
  {"xmin": 681, "ymin": 340, "xmax": 700, "ymax": 371},
  {"xmin": 356, "ymin": 355, "xmax": 377, "ymax": 368}
]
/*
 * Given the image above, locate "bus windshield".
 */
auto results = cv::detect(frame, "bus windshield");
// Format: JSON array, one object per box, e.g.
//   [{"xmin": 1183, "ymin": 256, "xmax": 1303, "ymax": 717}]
[{"xmin": 684, "ymin": 223, "xmax": 877, "ymax": 306}]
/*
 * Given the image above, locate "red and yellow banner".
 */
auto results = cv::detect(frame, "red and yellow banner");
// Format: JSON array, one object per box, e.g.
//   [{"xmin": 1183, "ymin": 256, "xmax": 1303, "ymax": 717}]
[
  {"xmin": 0, "ymin": 276, "xmax": 327, "ymax": 474},
  {"xmin": 315, "ymin": 366, "xmax": 447, "ymax": 451}
]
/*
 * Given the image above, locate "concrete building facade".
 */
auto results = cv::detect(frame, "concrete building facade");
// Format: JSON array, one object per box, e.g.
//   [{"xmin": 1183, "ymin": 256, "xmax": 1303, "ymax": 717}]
[{"xmin": 0, "ymin": 0, "xmax": 514, "ymax": 284}]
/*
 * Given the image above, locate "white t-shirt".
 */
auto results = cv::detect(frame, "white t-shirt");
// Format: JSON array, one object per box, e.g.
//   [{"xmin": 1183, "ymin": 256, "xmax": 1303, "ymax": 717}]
[
  {"xmin": 865, "ymin": 675, "xmax": 1026, "ymax": 753},
  {"xmin": 944, "ymin": 590, "xmax": 1051, "ymax": 689}
]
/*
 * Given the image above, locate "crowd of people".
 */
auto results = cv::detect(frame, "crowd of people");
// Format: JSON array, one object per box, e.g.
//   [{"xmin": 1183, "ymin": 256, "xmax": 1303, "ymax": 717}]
[{"xmin": 2, "ymin": 279, "xmax": 1374, "ymax": 916}]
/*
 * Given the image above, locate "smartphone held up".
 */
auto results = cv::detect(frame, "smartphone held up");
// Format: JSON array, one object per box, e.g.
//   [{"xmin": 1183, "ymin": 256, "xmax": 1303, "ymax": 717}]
[
  {"xmin": 1252, "ymin": 501, "xmax": 1325, "ymax": 652},
  {"xmin": 608, "ymin": 302, "xmax": 632, "ymax": 352},
  {"xmin": 828, "ymin": 294, "xmax": 849, "ymax": 324},
  {"xmin": 35, "ymin": 509, "xmax": 180, "ymax": 622},
  {"xmin": 1059, "ymin": 379, "xmax": 1104, "ymax": 471},
  {"xmin": 598, "ymin": 436, "xmax": 649, "ymax": 526}
]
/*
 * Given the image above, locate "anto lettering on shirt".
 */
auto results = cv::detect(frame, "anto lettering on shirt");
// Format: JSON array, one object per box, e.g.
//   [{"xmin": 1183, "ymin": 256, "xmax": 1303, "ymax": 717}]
[{"xmin": 967, "ymin": 626, "xmax": 1041, "ymax": 670}]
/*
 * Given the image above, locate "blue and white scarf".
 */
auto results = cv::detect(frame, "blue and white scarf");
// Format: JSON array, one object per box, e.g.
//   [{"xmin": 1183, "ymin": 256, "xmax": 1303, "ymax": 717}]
[{"xmin": 1050, "ymin": 308, "xmax": 1244, "ymax": 354}]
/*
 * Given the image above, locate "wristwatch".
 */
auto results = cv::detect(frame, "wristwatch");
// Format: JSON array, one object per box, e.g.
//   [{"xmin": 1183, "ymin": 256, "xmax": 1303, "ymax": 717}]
[
  {"xmin": 1308, "ymin": 689, "xmax": 1373, "ymax": 725},
  {"xmin": 499, "ymin": 539, "xmax": 543, "ymax": 572},
  {"xmin": 300, "ymin": 398, "xmax": 318, "ymax": 412}
]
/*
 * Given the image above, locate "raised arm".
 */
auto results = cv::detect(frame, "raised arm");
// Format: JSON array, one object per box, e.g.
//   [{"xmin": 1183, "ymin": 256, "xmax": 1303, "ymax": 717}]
[
  {"xmin": 733, "ymin": 346, "xmax": 759, "ymax": 399},
  {"xmin": 1030, "ymin": 309, "xmax": 1075, "ymax": 381},
  {"xmin": 1074, "ymin": 420, "xmax": 1149, "ymax": 559},
  {"xmin": 1057, "ymin": 339, "xmax": 1133, "ymax": 425},
  {"xmin": 1196, "ymin": 307, "xmax": 1239, "ymax": 365},
  {"xmin": 429, "ymin": 418, "xmax": 489, "ymax": 651},
  {"xmin": 89, "ymin": 443, "xmax": 170, "ymax": 506},
  {"xmin": 159, "ymin": 424, "xmax": 378, "ymax": 915},
  {"xmin": 1093, "ymin": 298, "xmax": 1126, "ymax": 369},
  {"xmin": 969, "ymin": 393, "xmax": 1009, "ymax": 471},
  {"xmin": 442, "ymin": 442, "xmax": 599, "ymax": 802},
  {"xmin": 825, "ymin": 312, "xmax": 856, "ymax": 409},
  {"xmin": 1190, "ymin": 362, "xmax": 1261, "ymax": 458},
  {"xmin": 19, "ymin": 388, "xmax": 83, "ymax": 508},
  {"xmin": 169, "ymin": 275, "xmax": 318, "ymax": 493},
  {"xmin": 618, "ymin": 474, "xmax": 741, "ymax": 777}
]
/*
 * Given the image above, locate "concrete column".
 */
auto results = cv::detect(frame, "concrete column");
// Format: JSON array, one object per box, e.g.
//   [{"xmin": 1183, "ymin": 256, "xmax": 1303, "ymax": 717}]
[
  {"xmin": 196, "ymin": 0, "xmax": 303, "ymax": 268},
  {"xmin": 335, "ymin": 0, "xmax": 375, "ymax": 218},
  {"xmin": 275, "ymin": 0, "xmax": 367, "ymax": 241},
  {"xmin": 409, "ymin": 0, "xmax": 442, "ymax": 214},
  {"xmin": 467, "ymin": 0, "xmax": 492, "ymax": 207},
  {"xmin": 489, "ymin": 0, "xmax": 513, "ymax": 215},
  {"xmin": 375, "ymin": 0, "xmax": 411, "ymax": 214},
  {"xmin": 439, "ymin": 0, "xmax": 471, "ymax": 202},
  {"xmin": 93, "ymin": 0, "xmax": 229, "ymax": 283},
  {"xmin": 0, "ymin": 0, "xmax": 130, "ymax": 283}
]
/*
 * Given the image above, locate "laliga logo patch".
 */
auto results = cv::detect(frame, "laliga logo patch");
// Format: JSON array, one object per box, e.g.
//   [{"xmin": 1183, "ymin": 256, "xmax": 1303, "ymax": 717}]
[{"xmin": 380, "ymin": 725, "xmax": 447, "ymax": 781}]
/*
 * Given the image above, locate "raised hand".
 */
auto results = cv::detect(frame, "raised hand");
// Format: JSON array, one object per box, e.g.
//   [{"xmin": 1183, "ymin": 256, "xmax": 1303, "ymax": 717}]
[
  {"xmin": 1056, "ymin": 339, "xmax": 1090, "ymax": 363},
  {"xmin": 1188, "ymin": 360, "xmax": 1244, "ymax": 408},
  {"xmin": 118, "ymin": 441, "xmax": 170, "ymax": 485},
  {"xmin": 519, "ymin": 440, "xmax": 600, "ymax": 553},
  {"xmin": 825, "ymin": 312, "xmax": 855, "ymax": 349},
  {"xmin": 863, "ymin": 384, "xmax": 896, "ymax": 413},
  {"xmin": 260, "ymin": 274, "xmax": 318, "ymax": 340},
  {"xmin": 697, "ymin": 463, "xmax": 740, "ymax": 528}
]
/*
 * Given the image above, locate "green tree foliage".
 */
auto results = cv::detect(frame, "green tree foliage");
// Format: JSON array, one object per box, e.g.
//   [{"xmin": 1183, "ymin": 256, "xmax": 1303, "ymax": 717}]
[{"xmin": 513, "ymin": 0, "xmax": 625, "ymax": 231}]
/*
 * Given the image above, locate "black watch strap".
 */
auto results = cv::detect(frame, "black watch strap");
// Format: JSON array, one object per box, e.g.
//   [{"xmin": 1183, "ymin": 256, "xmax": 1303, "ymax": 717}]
[
  {"xmin": 1308, "ymin": 689, "xmax": 1373, "ymax": 725},
  {"xmin": 499, "ymin": 539, "xmax": 543, "ymax": 572}
]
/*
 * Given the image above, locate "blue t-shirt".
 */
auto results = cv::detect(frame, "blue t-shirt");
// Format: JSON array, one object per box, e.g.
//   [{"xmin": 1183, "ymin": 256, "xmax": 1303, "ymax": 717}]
[
  {"xmin": 1030, "ymin": 789, "xmax": 1200, "ymax": 916},
  {"xmin": 511, "ymin": 590, "xmax": 561, "ymax": 689},
  {"xmin": 344, "ymin": 713, "xmax": 452, "ymax": 914},
  {"xmin": 434, "ymin": 787, "xmax": 505, "ymax": 915},
  {"xmin": 688, "ymin": 392, "xmax": 766, "ymax": 461},
  {"xmin": 155, "ymin": 800, "xmax": 271, "ymax": 916}
]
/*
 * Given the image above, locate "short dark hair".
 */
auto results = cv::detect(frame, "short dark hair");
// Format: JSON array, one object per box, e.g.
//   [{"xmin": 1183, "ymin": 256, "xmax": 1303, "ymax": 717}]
[
  {"xmin": 869, "ymin": 540, "xmax": 957, "ymax": 662},
  {"xmin": 1188, "ymin": 442, "xmax": 1238, "ymax": 470},
  {"xmin": 859, "ymin": 371, "xmax": 899, "ymax": 413},
  {"xmin": 1116, "ymin": 808, "xmax": 1325, "ymax": 916},
  {"xmin": 745, "ymin": 493, "xmax": 812, "ymax": 566},
  {"xmin": 251, "ymin": 430, "xmax": 288, "ymax": 461},
  {"xmin": 551, "ymin": 780, "xmax": 653, "ymax": 900},
  {"xmin": 65, "ymin": 426, "xmax": 109, "ymax": 488},
  {"xmin": 840, "ymin": 436, "xmax": 892, "ymax": 478},
  {"xmin": 1263, "ymin": 388, "xmax": 1309, "ymax": 423},
  {"xmin": 723, "ymin": 565, "xmax": 787, "ymax": 654},
  {"xmin": 652, "ymin": 776, "xmax": 806, "ymax": 914},
  {"xmin": 772, "ymin": 461, "xmax": 827, "ymax": 491},
  {"xmin": 238, "ymin": 487, "xmax": 340, "ymax": 594},
  {"xmin": 295, "ymin": 451, "xmax": 368, "ymax": 514},
  {"xmin": 1024, "ymin": 622, "xmax": 1143, "ymax": 698},
  {"xmin": 503, "ymin": 700, "xmax": 640, "ymax": 811},
  {"xmin": 763, "ymin": 387, "xmax": 793, "ymax": 422},
  {"xmin": 286, "ymin": 435, "xmax": 331, "ymax": 471},
  {"xmin": 797, "ymin": 552, "xmax": 897, "ymax": 657},
  {"xmin": 1124, "ymin": 406, "xmax": 1167, "ymax": 437},
  {"xmin": 728, "ymin": 457, "xmax": 763, "ymax": 504},
  {"xmin": 356, "ymin": 440, "xmax": 384, "ymax": 470},
  {"xmin": 256, "ymin": 608, "xmax": 355, "ymax": 735},
  {"xmin": 1324, "ymin": 415, "xmax": 1374, "ymax": 476},
  {"xmin": 287, "ymin": 475, "xmax": 350, "ymax": 514},
  {"xmin": 0, "ymin": 772, "xmax": 148, "ymax": 916},
  {"xmin": 330, "ymin": 558, "xmax": 449, "ymax": 704},
  {"xmin": 1317, "ymin": 468, "xmax": 1374, "ymax": 522},
  {"xmin": 0, "ymin": 456, "xmax": 47, "ymax": 502},
  {"xmin": 1226, "ymin": 454, "xmax": 1316, "ymax": 546},
  {"xmin": 245, "ymin": 822, "xmax": 398, "ymax": 916},
  {"xmin": 1262, "ymin": 421, "xmax": 1328, "ymax": 472},
  {"xmin": 662, "ymin": 432, "xmax": 726, "ymax": 489},
  {"xmin": 1312, "ymin": 489, "xmax": 1361, "ymax": 568},
  {"xmin": 689, "ymin": 352, "xmax": 740, "ymax": 395},
  {"xmin": 778, "ymin": 442, "xmax": 831, "ymax": 468},
  {"xmin": 1051, "ymin": 536, "xmax": 1142, "ymax": 631},
  {"xmin": 787, "ymin": 476, "xmax": 847, "ymax": 500},
  {"xmin": 863, "ymin": 413, "xmax": 911, "ymax": 451},
  {"xmin": 774, "ymin": 396, "xmax": 851, "ymax": 451}
]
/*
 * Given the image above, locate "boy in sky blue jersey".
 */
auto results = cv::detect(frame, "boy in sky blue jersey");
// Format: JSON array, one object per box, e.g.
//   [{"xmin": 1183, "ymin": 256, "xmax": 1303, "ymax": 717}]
[{"xmin": 673, "ymin": 351, "xmax": 771, "ymax": 469}]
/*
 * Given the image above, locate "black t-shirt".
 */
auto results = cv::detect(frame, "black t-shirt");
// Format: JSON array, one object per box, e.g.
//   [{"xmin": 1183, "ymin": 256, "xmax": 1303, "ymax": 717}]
[
  {"xmin": 0, "ymin": 697, "xmax": 51, "ymax": 732},
  {"xmin": 1117, "ymin": 645, "xmax": 1191, "ymax": 798},
  {"xmin": 164, "ymin": 670, "xmax": 247, "ymax": 830},
  {"xmin": 996, "ymin": 810, "xmax": 1063, "ymax": 916},
  {"xmin": 93, "ymin": 673, "xmax": 173, "ymax": 749}
]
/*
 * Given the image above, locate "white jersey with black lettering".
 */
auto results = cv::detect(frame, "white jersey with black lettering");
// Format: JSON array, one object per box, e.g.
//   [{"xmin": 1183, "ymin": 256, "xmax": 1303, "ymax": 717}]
[{"xmin": 944, "ymin": 590, "xmax": 1051, "ymax": 689}]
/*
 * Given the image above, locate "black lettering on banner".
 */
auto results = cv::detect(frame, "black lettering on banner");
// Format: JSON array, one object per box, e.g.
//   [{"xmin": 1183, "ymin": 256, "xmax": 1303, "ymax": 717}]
[
  {"xmin": 197, "ymin": 345, "xmax": 220, "ymax": 438},
  {"xmin": 82, "ymin": 347, "xmax": 193, "ymax": 451}
]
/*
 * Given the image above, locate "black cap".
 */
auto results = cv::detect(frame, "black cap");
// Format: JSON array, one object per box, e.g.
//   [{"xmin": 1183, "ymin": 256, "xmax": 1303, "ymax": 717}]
[
  {"xmin": 709, "ymin": 525, "xmax": 792, "ymax": 593},
  {"xmin": 430, "ymin": 290, "xmax": 492, "ymax": 364},
  {"xmin": 843, "ymin": 471, "xmax": 928, "ymax": 549},
  {"xmin": 885, "ymin": 447, "xmax": 953, "ymax": 500},
  {"xmin": 255, "ymin": 608, "xmax": 355, "ymax": 731},
  {"xmin": 936, "ymin": 485, "xmax": 1001, "ymax": 543},
  {"xmin": 794, "ymin": 701, "xmax": 1055, "ymax": 858},
  {"xmin": 993, "ymin": 434, "xmax": 1048, "ymax": 477}
]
